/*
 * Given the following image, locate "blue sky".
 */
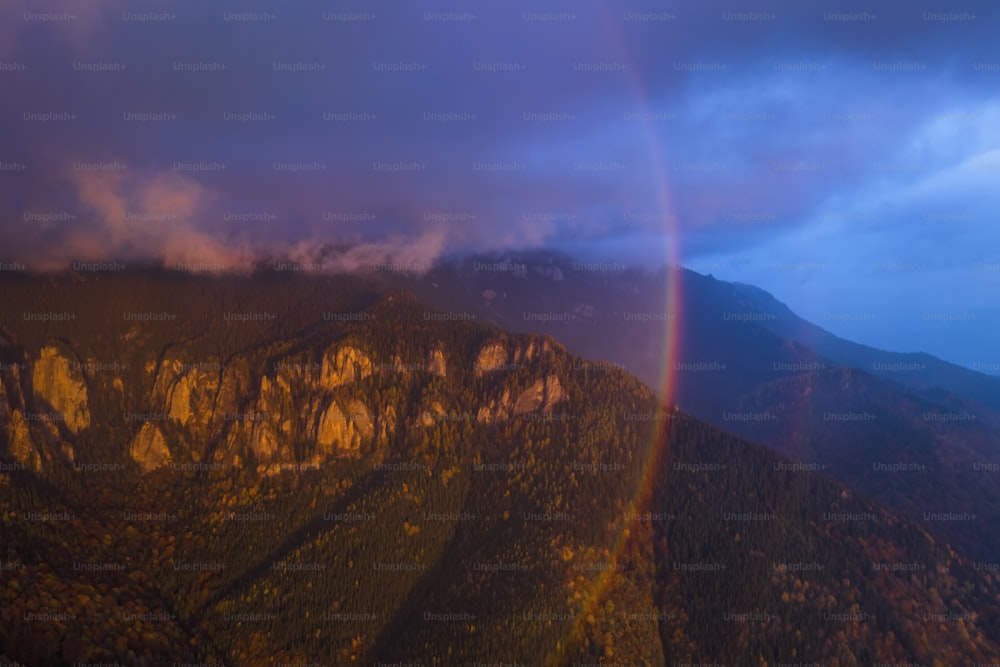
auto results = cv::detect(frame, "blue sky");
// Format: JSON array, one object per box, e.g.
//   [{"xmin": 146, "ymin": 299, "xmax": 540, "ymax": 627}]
[{"xmin": 0, "ymin": 0, "xmax": 997, "ymax": 368}]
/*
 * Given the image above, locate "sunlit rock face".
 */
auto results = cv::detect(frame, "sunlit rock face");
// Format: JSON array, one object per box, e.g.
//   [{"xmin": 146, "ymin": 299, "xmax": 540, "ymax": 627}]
[
  {"xmin": 473, "ymin": 338, "xmax": 566, "ymax": 423},
  {"xmin": 129, "ymin": 422, "xmax": 171, "ymax": 472},
  {"xmin": 320, "ymin": 345, "xmax": 372, "ymax": 389},
  {"xmin": 314, "ymin": 399, "xmax": 372, "ymax": 454},
  {"xmin": 513, "ymin": 375, "xmax": 565, "ymax": 415},
  {"xmin": 7, "ymin": 409, "xmax": 41, "ymax": 472},
  {"xmin": 3, "ymin": 337, "xmax": 469, "ymax": 474},
  {"xmin": 419, "ymin": 402, "xmax": 447, "ymax": 428},
  {"xmin": 474, "ymin": 337, "xmax": 559, "ymax": 377},
  {"xmin": 426, "ymin": 347, "xmax": 447, "ymax": 378},
  {"xmin": 131, "ymin": 345, "xmax": 379, "ymax": 473},
  {"xmin": 474, "ymin": 342, "xmax": 508, "ymax": 376},
  {"xmin": 476, "ymin": 388, "xmax": 509, "ymax": 425},
  {"xmin": 475, "ymin": 374, "xmax": 568, "ymax": 425},
  {"xmin": 150, "ymin": 358, "xmax": 225, "ymax": 438},
  {"xmin": 31, "ymin": 346, "xmax": 90, "ymax": 433},
  {"xmin": 0, "ymin": 346, "xmax": 91, "ymax": 470},
  {"xmin": 512, "ymin": 338, "xmax": 556, "ymax": 364},
  {"xmin": 166, "ymin": 367, "xmax": 218, "ymax": 429}
]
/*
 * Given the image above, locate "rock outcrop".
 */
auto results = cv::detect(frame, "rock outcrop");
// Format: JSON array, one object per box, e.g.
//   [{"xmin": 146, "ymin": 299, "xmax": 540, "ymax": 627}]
[
  {"xmin": 474, "ymin": 337, "xmax": 558, "ymax": 376},
  {"xmin": 5, "ymin": 332, "xmax": 571, "ymax": 475},
  {"xmin": 6, "ymin": 410, "xmax": 41, "ymax": 472},
  {"xmin": 315, "ymin": 399, "xmax": 375, "ymax": 454},
  {"xmin": 473, "ymin": 339, "xmax": 566, "ymax": 423},
  {"xmin": 31, "ymin": 346, "xmax": 90, "ymax": 433},
  {"xmin": 140, "ymin": 348, "xmax": 368, "ymax": 471},
  {"xmin": 476, "ymin": 375, "xmax": 566, "ymax": 424},
  {"xmin": 419, "ymin": 401, "xmax": 447, "ymax": 427},
  {"xmin": 320, "ymin": 345, "xmax": 372, "ymax": 389},
  {"xmin": 139, "ymin": 352, "xmax": 375, "ymax": 471},
  {"xmin": 474, "ymin": 342, "xmax": 508, "ymax": 375},
  {"xmin": 169, "ymin": 367, "xmax": 219, "ymax": 428},
  {"xmin": 130, "ymin": 422, "xmax": 171, "ymax": 471},
  {"xmin": 0, "ymin": 347, "xmax": 81, "ymax": 470},
  {"xmin": 476, "ymin": 389, "xmax": 508, "ymax": 424},
  {"xmin": 427, "ymin": 347, "xmax": 447, "ymax": 378},
  {"xmin": 513, "ymin": 375, "xmax": 565, "ymax": 415}
]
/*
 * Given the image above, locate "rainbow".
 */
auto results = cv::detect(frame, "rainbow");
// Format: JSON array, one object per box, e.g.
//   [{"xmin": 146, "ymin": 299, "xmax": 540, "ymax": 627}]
[{"xmin": 544, "ymin": 6, "xmax": 684, "ymax": 663}]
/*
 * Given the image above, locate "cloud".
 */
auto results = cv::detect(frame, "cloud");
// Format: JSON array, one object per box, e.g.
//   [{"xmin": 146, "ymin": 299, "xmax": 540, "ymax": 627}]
[
  {"xmin": 2, "ymin": 0, "xmax": 999, "ymax": 280},
  {"xmin": 285, "ymin": 230, "xmax": 450, "ymax": 274},
  {"xmin": 10, "ymin": 164, "xmax": 448, "ymax": 274},
  {"xmin": 14, "ymin": 167, "xmax": 249, "ymax": 271}
]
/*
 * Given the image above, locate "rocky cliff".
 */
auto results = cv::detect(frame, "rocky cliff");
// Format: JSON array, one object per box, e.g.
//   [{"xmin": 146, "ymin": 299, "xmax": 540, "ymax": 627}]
[
  {"xmin": 129, "ymin": 422, "xmax": 171, "ymax": 472},
  {"xmin": 472, "ymin": 337, "xmax": 567, "ymax": 422},
  {"xmin": 1, "ymin": 345, "xmax": 86, "ymax": 471},
  {"xmin": 134, "ymin": 342, "xmax": 384, "ymax": 473},
  {"xmin": 1, "ymin": 321, "xmax": 571, "ymax": 477},
  {"xmin": 32, "ymin": 346, "xmax": 91, "ymax": 433}
]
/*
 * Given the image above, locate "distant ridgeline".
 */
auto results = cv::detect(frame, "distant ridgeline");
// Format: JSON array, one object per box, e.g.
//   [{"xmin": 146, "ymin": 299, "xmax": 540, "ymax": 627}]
[{"xmin": 408, "ymin": 252, "xmax": 1000, "ymax": 563}]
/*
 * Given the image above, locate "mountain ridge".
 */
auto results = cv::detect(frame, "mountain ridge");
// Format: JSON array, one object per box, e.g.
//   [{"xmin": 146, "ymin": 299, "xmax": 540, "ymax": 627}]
[{"xmin": 4, "ymin": 285, "xmax": 1000, "ymax": 664}]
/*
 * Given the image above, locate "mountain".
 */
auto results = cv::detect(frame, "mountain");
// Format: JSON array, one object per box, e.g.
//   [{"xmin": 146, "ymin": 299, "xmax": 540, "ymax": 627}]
[
  {"xmin": 3, "ymin": 272, "xmax": 1000, "ymax": 665},
  {"xmin": 411, "ymin": 250, "xmax": 1000, "ymax": 417},
  {"xmin": 729, "ymin": 280, "xmax": 1000, "ymax": 416},
  {"xmin": 403, "ymin": 252, "xmax": 1000, "ymax": 561}
]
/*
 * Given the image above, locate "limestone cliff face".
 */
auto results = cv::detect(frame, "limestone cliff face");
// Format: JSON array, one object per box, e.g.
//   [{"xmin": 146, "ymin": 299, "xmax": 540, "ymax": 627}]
[
  {"xmin": 129, "ymin": 422, "xmax": 171, "ymax": 471},
  {"xmin": 474, "ymin": 337, "xmax": 558, "ymax": 375},
  {"xmin": 31, "ymin": 346, "xmax": 90, "ymax": 433},
  {"xmin": 344, "ymin": 399, "xmax": 375, "ymax": 445},
  {"xmin": 475, "ymin": 342, "xmax": 509, "ymax": 375},
  {"xmin": 476, "ymin": 390, "xmax": 508, "ymax": 424},
  {"xmin": 320, "ymin": 345, "xmax": 372, "ymax": 388},
  {"xmin": 3, "ymin": 332, "xmax": 570, "ymax": 475},
  {"xmin": 245, "ymin": 417, "xmax": 284, "ymax": 463},
  {"xmin": 156, "ymin": 345, "xmax": 386, "ymax": 474},
  {"xmin": 476, "ymin": 375, "xmax": 566, "ymax": 424},
  {"xmin": 213, "ymin": 359, "xmax": 251, "ymax": 435},
  {"xmin": 7, "ymin": 410, "xmax": 41, "ymax": 472},
  {"xmin": 167, "ymin": 368, "xmax": 219, "ymax": 428},
  {"xmin": 0, "ymin": 347, "xmax": 78, "ymax": 470},
  {"xmin": 377, "ymin": 404, "xmax": 397, "ymax": 443},
  {"xmin": 473, "ymin": 338, "xmax": 566, "ymax": 423},
  {"xmin": 426, "ymin": 347, "xmax": 447, "ymax": 378},
  {"xmin": 0, "ymin": 362, "xmax": 26, "ymax": 414},
  {"xmin": 152, "ymin": 359, "xmax": 222, "ymax": 432},
  {"xmin": 316, "ymin": 401, "xmax": 346, "ymax": 453},
  {"xmin": 3, "ymin": 405, "xmax": 71, "ymax": 471},
  {"xmin": 513, "ymin": 375, "xmax": 565, "ymax": 415},
  {"xmin": 513, "ymin": 338, "xmax": 555, "ymax": 364},
  {"xmin": 420, "ymin": 402, "xmax": 447, "ymax": 427}
]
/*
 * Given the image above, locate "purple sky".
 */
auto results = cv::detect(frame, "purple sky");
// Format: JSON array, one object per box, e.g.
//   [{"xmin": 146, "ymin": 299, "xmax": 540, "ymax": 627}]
[{"xmin": 1, "ymin": 0, "xmax": 998, "ymax": 369}]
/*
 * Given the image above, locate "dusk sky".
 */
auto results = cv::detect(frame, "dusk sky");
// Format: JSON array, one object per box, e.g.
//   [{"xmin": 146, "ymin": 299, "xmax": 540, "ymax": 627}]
[{"xmin": 1, "ymin": 0, "xmax": 997, "ymax": 369}]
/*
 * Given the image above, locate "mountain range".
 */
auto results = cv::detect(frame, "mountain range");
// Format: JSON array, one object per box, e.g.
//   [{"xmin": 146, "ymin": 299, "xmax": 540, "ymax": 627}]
[
  {"xmin": 0, "ymin": 260, "xmax": 998, "ymax": 665},
  {"xmin": 404, "ymin": 251, "xmax": 1000, "ymax": 562}
]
